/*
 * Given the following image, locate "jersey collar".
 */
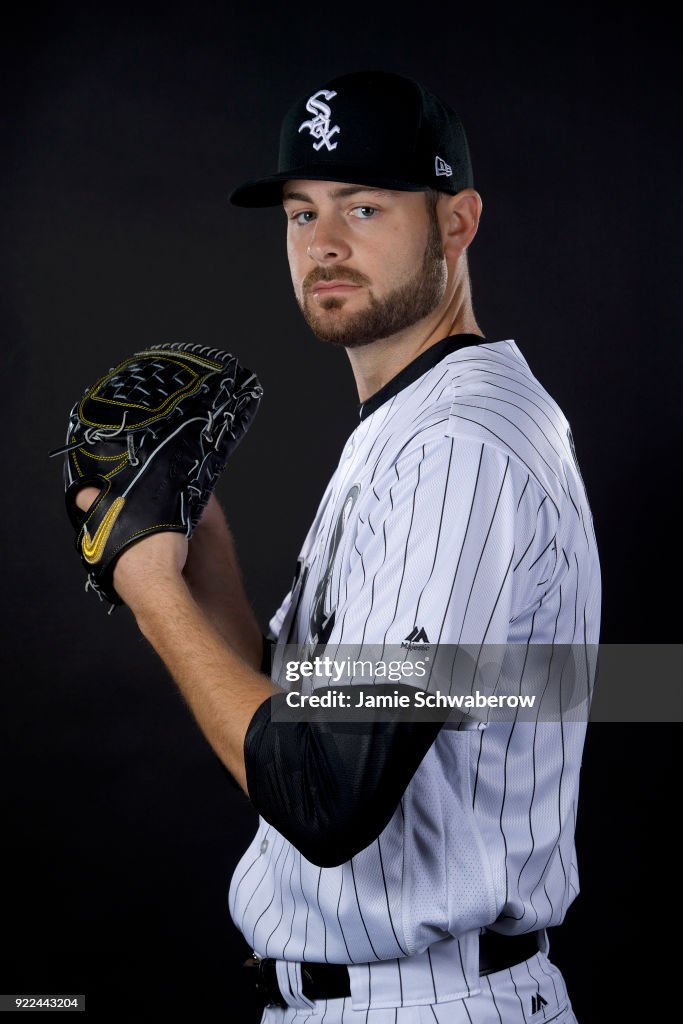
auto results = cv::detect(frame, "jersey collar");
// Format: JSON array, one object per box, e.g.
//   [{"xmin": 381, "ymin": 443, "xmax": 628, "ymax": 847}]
[{"xmin": 357, "ymin": 333, "xmax": 484, "ymax": 421}]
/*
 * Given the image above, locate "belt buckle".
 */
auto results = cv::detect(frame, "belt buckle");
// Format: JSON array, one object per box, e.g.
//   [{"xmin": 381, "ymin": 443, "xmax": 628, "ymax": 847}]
[{"xmin": 243, "ymin": 952, "xmax": 288, "ymax": 1009}]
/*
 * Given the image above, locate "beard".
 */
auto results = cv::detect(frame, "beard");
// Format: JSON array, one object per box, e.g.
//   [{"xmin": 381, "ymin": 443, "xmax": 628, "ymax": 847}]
[{"xmin": 297, "ymin": 217, "xmax": 447, "ymax": 349}]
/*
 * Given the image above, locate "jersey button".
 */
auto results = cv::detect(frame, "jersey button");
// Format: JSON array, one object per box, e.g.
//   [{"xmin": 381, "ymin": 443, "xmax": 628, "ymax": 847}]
[{"xmin": 260, "ymin": 839, "xmax": 269, "ymax": 854}]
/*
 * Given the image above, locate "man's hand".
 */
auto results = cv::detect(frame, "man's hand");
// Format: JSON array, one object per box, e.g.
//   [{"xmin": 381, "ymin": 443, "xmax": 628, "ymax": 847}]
[{"xmin": 75, "ymin": 485, "xmax": 188, "ymax": 613}]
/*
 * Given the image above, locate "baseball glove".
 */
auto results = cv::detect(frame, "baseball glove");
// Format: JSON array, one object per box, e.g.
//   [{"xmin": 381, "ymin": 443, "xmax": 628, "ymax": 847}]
[{"xmin": 50, "ymin": 342, "xmax": 263, "ymax": 607}]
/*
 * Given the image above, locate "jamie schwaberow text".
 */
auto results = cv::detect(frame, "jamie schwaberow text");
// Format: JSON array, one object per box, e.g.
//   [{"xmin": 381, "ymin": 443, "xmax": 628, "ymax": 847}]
[{"xmin": 284, "ymin": 688, "xmax": 536, "ymax": 710}]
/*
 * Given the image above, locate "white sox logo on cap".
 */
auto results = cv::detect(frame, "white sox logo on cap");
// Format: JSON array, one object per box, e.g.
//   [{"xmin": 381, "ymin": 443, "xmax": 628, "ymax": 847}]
[{"xmin": 298, "ymin": 89, "xmax": 340, "ymax": 151}]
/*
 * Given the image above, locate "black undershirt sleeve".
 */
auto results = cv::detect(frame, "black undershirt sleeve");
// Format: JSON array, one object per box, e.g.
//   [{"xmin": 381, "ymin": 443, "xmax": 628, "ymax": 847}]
[
  {"xmin": 260, "ymin": 633, "xmax": 273, "ymax": 676},
  {"xmin": 243, "ymin": 686, "xmax": 444, "ymax": 868}
]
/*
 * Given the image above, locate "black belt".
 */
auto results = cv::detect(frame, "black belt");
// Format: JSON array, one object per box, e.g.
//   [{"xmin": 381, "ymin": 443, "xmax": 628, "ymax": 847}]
[{"xmin": 244, "ymin": 929, "xmax": 543, "ymax": 1008}]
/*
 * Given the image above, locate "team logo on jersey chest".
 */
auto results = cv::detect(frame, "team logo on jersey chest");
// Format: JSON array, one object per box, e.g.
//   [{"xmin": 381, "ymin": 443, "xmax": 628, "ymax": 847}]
[
  {"xmin": 298, "ymin": 89, "xmax": 340, "ymax": 151},
  {"xmin": 305, "ymin": 484, "xmax": 360, "ymax": 653}
]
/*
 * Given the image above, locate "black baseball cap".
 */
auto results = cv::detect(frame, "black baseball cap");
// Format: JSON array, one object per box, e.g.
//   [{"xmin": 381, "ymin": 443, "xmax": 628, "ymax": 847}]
[{"xmin": 229, "ymin": 70, "xmax": 473, "ymax": 208}]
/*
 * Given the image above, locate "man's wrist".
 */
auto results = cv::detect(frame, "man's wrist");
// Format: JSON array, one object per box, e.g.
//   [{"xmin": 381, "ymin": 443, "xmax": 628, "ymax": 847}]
[{"xmin": 120, "ymin": 568, "xmax": 191, "ymax": 633}]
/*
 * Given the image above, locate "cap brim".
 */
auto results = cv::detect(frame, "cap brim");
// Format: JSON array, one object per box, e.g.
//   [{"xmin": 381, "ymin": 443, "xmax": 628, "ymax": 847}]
[{"xmin": 229, "ymin": 166, "xmax": 429, "ymax": 208}]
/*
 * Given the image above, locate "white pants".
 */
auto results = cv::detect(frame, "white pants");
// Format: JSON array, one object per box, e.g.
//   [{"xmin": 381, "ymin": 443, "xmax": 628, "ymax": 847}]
[{"xmin": 259, "ymin": 952, "xmax": 578, "ymax": 1024}]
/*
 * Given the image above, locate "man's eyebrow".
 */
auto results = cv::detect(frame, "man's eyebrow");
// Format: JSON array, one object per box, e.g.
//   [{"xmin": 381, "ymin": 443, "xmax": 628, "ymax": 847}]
[{"xmin": 282, "ymin": 186, "xmax": 400, "ymax": 204}]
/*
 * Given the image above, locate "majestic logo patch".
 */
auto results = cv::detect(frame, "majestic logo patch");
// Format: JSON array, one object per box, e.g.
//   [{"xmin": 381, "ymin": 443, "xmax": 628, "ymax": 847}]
[
  {"xmin": 298, "ymin": 89, "xmax": 340, "ymax": 152},
  {"xmin": 531, "ymin": 992, "xmax": 548, "ymax": 1014},
  {"xmin": 402, "ymin": 626, "xmax": 430, "ymax": 650},
  {"xmin": 435, "ymin": 155, "xmax": 453, "ymax": 177}
]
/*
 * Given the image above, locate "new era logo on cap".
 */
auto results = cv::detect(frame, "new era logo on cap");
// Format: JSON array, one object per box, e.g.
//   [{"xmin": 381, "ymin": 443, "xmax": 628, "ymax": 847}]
[{"xmin": 435, "ymin": 155, "xmax": 452, "ymax": 177}]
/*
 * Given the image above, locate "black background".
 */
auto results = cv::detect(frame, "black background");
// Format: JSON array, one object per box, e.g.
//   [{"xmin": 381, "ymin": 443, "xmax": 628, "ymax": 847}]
[{"xmin": 1, "ymin": 1, "xmax": 680, "ymax": 1020}]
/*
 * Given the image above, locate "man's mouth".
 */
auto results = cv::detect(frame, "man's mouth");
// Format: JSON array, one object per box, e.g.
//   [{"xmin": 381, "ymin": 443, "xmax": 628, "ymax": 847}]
[{"xmin": 310, "ymin": 281, "xmax": 362, "ymax": 297}]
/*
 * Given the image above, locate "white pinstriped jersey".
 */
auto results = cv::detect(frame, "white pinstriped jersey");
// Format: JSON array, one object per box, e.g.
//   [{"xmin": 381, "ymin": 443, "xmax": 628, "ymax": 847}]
[{"xmin": 229, "ymin": 338, "xmax": 601, "ymax": 1013}]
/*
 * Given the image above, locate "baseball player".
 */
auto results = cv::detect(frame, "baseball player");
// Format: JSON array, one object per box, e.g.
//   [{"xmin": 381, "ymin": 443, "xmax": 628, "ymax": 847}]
[{"xmin": 73, "ymin": 71, "xmax": 600, "ymax": 1021}]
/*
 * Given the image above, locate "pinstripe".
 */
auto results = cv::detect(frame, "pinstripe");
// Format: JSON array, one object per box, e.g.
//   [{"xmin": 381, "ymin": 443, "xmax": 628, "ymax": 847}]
[
  {"xmin": 426, "ymin": 945, "xmax": 438, "ymax": 1001},
  {"xmin": 517, "ymin": 473, "xmax": 530, "ymax": 510},
  {"xmin": 279, "ymin": 847, "xmax": 299, "ymax": 959},
  {"xmin": 381, "ymin": 447, "xmax": 424, "ymax": 647},
  {"xmin": 450, "ymin": 360, "xmax": 559, "ymax": 415},
  {"xmin": 240, "ymin": 833, "xmax": 284, "ymax": 934},
  {"xmin": 568, "ymin": 552, "xmax": 578, "ymax": 641},
  {"xmin": 395, "ymin": 958, "xmax": 405, "ymax": 1008},
  {"xmin": 349, "ymin": 857, "xmax": 381, "ymax": 959},
  {"xmin": 313, "ymin": 866, "xmax": 326, "ymax": 962},
  {"xmin": 471, "ymin": 727, "xmax": 485, "ymax": 810},
  {"xmin": 333, "ymin": 541, "xmax": 366, "ymax": 646},
  {"xmin": 335, "ymin": 867, "xmax": 352, "ymax": 961},
  {"xmin": 563, "ymin": 463, "xmax": 590, "ymax": 548},
  {"xmin": 508, "ymin": 965, "xmax": 526, "ymax": 1022},
  {"xmin": 553, "ymin": 637, "xmax": 572, "ymax": 903},
  {"xmin": 375, "ymin": 835, "xmax": 408, "ymax": 957},
  {"xmin": 479, "ymin": 544, "xmax": 517, "ymax": 644},
  {"xmin": 389, "ymin": 418, "xmax": 452, "ymax": 465},
  {"xmin": 358, "ymin": 515, "xmax": 388, "ymax": 645},
  {"xmin": 449, "ymin": 413, "xmax": 563, "ymax": 515},
  {"xmin": 418, "ymin": 366, "xmax": 452, "ymax": 408},
  {"xmin": 454, "ymin": 392, "xmax": 566, "ymax": 467},
  {"xmin": 484, "ymin": 973, "xmax": 504, "ymax": 1024},
  {"xmin": 512, "ymin": 496, "xmax": 548, "ymax": 571},
  {"xmin": 286, "ymin": 962, "xmax": 297, "ymax": 1006},
  {"xmin": 457, "ymin": 938, "xmax": 473, "ymax": 998},
  {"xmin": 468, "ymin": 379, "xmax": 568, "ymax": 447},
  {"xmin": 526, "ymin": 534, "xmax": 556, "ymax": 572},
  {"xmin": 252, "ymin": 841, "xmax": 291, "ymax": 950},
  {"xmin": 520, "ymin": 590, "xmax": 564, "ymax": 929},
  {"xmin": 536, "ymin": 955, "xmax": 561, "ymax": 1007},
  {"xmin": 232, "ymin": 827, "xmax": 273, "ymax": 905},
  {"xmin": 451, "ymin": 457, "xmax": 511, "ymax": 645},
  {"xmin": 363, "ymin": 403, "xmax": 403, "ymax": 470},
  {"xmin": 500, "ymin": 627, "xmax": 537, "ymax": 911},
  {"xmin": 416, "ymin": 437, "xmax": 460, "ymax": 634}
]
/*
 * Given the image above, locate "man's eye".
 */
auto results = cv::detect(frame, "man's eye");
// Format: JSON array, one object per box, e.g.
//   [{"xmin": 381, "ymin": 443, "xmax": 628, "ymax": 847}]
[
  {"xmin": 291, "ymin": 211, "xmax": 315, "ymax": 225},
  {"xmin": 351, "ymin": 206, "xmax": 377, "ymax": 219}
]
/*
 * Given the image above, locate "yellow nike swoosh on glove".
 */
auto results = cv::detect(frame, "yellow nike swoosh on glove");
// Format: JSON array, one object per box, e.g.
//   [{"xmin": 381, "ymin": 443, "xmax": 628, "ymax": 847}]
[{"xmin": 82, "ymin": 497, "xmax": 125, "ymax": 564}]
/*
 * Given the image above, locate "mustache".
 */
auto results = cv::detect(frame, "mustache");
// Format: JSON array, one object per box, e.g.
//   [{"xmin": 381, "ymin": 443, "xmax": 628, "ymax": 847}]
[{"xmin": 303, "ymin": 266, "xmax": 370, "ymax": 290}]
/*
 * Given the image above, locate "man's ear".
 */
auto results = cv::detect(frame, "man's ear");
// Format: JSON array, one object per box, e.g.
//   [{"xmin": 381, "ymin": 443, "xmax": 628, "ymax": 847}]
[{"xmin": 438, "ymin": 189, "xmax": 483, "ymax": 262}]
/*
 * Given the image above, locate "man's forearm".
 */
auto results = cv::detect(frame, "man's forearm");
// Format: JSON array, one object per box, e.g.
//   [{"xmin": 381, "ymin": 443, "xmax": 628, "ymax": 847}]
[
  {"xmin": 182, "ymin": 496, "xmax": 263, "ymax": 669},
  {"xmin": 133, "ymin": 574, "xmax": 280, "ymax": 794}
]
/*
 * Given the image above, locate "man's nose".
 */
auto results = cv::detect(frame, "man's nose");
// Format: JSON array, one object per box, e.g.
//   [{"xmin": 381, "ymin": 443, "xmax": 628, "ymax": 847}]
[{"xmin": 306, "ymin": 214, "xmax": 351, "ymax": 263}]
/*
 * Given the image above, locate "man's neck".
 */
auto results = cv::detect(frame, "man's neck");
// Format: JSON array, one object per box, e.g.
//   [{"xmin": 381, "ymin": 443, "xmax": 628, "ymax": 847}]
[{"xmin": 346, "ymin": 303, "xmax": 483, "ymax": 404}]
